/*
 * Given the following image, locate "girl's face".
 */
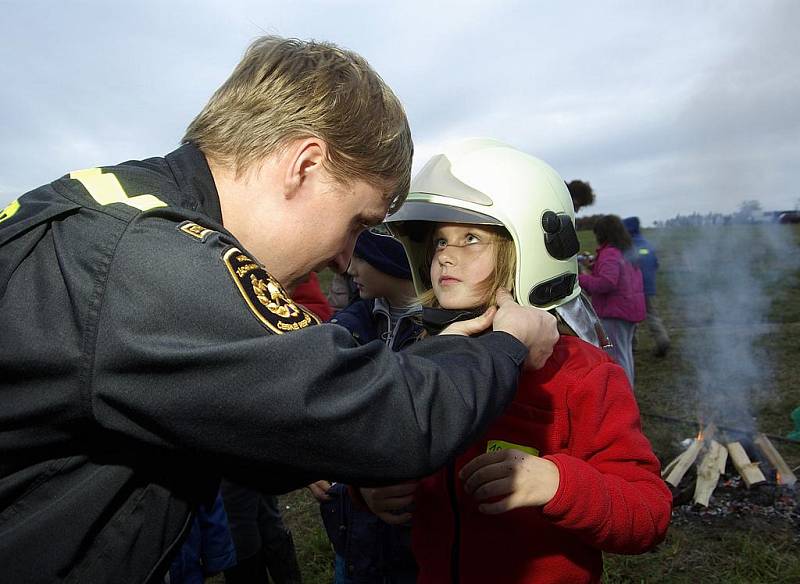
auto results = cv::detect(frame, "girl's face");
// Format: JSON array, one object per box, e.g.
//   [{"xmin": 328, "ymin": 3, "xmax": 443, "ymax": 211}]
[{"xmin": 430, "ymin": 223, "xmax": 496, "ymax": 309}]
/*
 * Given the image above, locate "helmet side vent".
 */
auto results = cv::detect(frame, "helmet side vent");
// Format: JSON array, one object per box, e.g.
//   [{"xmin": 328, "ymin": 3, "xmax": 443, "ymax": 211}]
[
  {"xmin": 541, "ymin": 211, "xmax": 579, "ymax": 260},
  {"xmin": 528, "ymin": 273, "xmax": 577, "ymax": 307}
]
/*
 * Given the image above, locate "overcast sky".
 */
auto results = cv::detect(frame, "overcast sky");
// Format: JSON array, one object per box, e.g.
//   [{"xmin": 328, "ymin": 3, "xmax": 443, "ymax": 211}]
[{"xmin": 2, "ymin": 0, "xmax": 798, "ymax": 225}]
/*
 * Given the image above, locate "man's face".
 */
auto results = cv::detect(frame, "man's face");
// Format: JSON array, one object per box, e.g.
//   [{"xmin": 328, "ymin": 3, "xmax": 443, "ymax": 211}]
[
  {"xmin": 291, "ymin": 176, "xmax": 390, "ymax": 284},
  {"xmin": 218, "ymin": 142, "xmax": 393, "ymax": 288}
]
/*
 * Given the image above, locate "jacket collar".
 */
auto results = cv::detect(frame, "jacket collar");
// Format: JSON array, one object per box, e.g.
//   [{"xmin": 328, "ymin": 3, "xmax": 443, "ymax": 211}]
[{"xmin": 164, "ymin": 142, "xmax": 223, "ymax": 224}]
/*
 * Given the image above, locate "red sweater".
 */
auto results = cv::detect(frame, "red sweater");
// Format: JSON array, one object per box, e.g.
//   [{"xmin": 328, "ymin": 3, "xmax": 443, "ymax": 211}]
[
  {"xmin": 411, "ymin": 336, "xmax": 671, "ymax": 583},
  {"xmin": 291, "ymin": 272, "xmax": 334, "ymax": 321}
]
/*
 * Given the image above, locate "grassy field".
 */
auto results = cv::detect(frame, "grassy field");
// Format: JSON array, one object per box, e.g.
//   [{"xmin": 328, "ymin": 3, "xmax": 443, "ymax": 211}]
[{"xmin": 276, "ymin": 224, "xmax": 800, "ymax": 584}]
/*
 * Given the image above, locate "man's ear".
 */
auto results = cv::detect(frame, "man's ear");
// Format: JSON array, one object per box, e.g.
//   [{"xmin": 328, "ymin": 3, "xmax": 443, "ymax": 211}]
[{"xmin": 284, "ymin": 138, "xmax": 328, "ymax": 199}]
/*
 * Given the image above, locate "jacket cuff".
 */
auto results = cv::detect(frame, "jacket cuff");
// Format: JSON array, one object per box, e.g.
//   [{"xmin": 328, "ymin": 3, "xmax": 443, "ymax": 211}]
[
  {"xmin": 476, "ymin": 331, "xmax": 528, "ymax": 365},
  {"xmin": 541, "ymin": 453, "xmax": 605, "ymax": 525}
]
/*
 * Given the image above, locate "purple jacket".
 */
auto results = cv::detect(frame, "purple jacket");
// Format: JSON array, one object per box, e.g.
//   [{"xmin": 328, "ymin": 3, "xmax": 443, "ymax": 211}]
[{"xmin": 579, "ymin": 244, "xmax": 646, "ymax": 323}]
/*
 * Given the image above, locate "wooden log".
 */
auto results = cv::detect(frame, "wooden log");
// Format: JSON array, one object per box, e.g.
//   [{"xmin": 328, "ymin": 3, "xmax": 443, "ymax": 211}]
[
  {"xmin": 661, "ymin": 452, "xmax": 683, "ymax": 479},
  {"xmin": 663, "ymin": 422, "xmax": 718, "ymax": 487},
  {"xmin": 726, "ymin": 441, "xmax": 766, "ymax": 487},
  {"xmin": 753, "ymin": 433, "xmax": 798, "ymax": 486},
  {"xmin": 664, "ymin": 440, "xmax": 702, "ymax": 487},
  {"xmin": 693, "ymin": 440, "xmax": 728, "ymax": 506}
]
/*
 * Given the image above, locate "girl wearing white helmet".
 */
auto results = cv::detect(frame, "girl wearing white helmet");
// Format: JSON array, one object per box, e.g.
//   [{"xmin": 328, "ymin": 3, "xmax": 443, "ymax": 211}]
[{"xmin": 364, "ymin": 139, "xmax": 671, "ymax": 584}]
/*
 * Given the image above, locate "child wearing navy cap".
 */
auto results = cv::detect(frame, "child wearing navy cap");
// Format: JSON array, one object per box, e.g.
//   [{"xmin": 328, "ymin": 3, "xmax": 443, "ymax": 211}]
[{"xmin": 309, "ymin": 228, "xmax": 421, "ymax": 584}]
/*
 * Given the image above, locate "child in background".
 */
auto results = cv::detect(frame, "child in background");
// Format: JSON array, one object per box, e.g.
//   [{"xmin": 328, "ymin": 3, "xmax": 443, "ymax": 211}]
[
  {"xmin": 623, "ymin": 216, "xmax": 670, "ymax": 357},
  {"xmin": 168, "ymin": 490, "xmax": 236, "ymax": 584},
  {"xmin": 311, "ymin": 228, "xmax": 421, "ymax": 584},
  {"xmin": 579, "ymin": 215, "xmax": 646, "ymax": 386},
  {"xmin": 374, "ymin": 139, "xmax": 671, "ymax": 584}
]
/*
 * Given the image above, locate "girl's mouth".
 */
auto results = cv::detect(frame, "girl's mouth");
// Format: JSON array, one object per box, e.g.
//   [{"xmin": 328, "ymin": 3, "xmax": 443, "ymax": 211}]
[{"xmin": 439, "ymin": 276, "xmax": 461, "ymax": 286}]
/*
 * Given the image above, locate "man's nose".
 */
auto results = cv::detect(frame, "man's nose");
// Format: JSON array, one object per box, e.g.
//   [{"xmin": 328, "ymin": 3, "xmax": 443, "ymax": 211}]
[
  {"xmin": 333, "ymin": 237, "xmax": 358, "ymax": 273},
  {"xmin": 332, "ymin": 252, "xmax": 351, "ymax": 274}
]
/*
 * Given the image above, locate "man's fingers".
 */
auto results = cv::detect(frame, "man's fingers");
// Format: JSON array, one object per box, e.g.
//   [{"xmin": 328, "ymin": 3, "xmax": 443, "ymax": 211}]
[
  {"xmin": 494, "ymin": 287, "xmax": 513, "ymax": 307},
  {"xmin": 440, "ymin": 306, "xmax": 496, "ymax": 337}
]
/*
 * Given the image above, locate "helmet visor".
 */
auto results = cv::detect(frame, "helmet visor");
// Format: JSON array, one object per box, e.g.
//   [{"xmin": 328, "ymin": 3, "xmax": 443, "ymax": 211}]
[{"xmin": 386, "ymin": 200, "xmax": 502, "ymax": 229}]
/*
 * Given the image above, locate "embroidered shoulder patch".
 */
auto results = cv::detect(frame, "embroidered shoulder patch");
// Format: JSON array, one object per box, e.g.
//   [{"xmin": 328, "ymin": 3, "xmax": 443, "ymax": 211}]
[
  {"xmin": 179, "ymin": 221, "xmax": 216, "ymax": 241},
  {"xmin": 486, "ymin": 439, "xmax": 539, "ymax": 456},
  {"xmin": 223, "ymin": 247, "xmax": 320, "ymax": 334}
]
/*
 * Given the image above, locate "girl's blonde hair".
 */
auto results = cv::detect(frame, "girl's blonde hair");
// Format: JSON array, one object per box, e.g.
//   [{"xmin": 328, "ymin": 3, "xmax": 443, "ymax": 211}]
[{"xmin": 417, "ymin": 224, "xmax": 516, "ymax": 309}]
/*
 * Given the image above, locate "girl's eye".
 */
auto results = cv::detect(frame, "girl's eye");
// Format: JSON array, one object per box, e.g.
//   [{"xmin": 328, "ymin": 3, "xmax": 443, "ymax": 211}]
[
  {"xmin": 434, "ymin": 238, "xmax": 448, "ymax": 250},
  {"xmin": 464, "ymin": 233, "xmax": 480, "ymax": 245}
]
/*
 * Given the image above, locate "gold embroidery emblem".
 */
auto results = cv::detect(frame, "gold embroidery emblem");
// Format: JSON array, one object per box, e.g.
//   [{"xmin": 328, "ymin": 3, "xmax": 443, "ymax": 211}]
[
  {"xmin": 251, "ymin": 274, "xmax": 300, "ymax": 319},
  {"xmin": 223, "ymin": 247, "xmax": 319, "ymax": 334}
]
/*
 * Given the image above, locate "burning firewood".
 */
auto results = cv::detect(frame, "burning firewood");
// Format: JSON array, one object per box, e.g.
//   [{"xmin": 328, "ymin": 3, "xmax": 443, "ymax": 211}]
[
  {"xmin": 663, "ymin": 423, "xmax": 717, "ymax": 488},
  {"xmin": 752, "ymin": 433, "xmax": 798, "ymax": 487},
  {"xmin": 726, "ymin": 441, "xmax": 766, "ymax": 487},
  {"xmin": 693, "ymin": 440, "xmax": 728, "ymax": 506}
]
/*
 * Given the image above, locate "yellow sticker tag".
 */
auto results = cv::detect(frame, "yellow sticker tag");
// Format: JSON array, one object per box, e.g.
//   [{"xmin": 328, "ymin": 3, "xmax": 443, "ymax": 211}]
[{"xmin": 486, "ymin": 440, "xmax": 539, "ymax": 456}]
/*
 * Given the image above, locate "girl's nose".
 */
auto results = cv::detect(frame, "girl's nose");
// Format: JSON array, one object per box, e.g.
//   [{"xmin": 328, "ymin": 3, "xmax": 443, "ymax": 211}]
[{"xmin": 437, "ymin": 249, "xmax": 456, "ymax": 266}]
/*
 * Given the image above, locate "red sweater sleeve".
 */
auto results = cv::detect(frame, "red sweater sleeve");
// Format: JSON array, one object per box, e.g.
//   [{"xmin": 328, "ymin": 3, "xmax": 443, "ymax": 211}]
[{"xmin": 541, "ymin": 361, "xmax": 671, "ymax": 554}]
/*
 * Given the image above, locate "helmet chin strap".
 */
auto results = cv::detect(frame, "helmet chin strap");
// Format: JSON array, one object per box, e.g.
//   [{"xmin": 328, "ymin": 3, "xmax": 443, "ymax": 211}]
[{"xmin": 554, "ymin": 293, "xmax": 614, "ymax": 354}]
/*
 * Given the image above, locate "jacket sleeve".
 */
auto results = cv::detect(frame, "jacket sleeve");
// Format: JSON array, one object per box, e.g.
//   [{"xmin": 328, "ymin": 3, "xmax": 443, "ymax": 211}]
[
  {"xmin": 578, "ymin": 248, "xmax": 622, "ymax": 295},
  {"xmin": 540, "ymin": 362, "xmax": 672, "ymax": 553},
  {"xmin": 89, "ymin": 214, "xmax": 528, "ymax": 491}
]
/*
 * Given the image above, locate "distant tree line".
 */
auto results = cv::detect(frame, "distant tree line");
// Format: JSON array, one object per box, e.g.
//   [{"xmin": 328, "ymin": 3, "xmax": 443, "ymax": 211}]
[
  {"xmin": 652, "ymin": 200, "xmax": 796, "ymax": 228},
  {"xmin": 573, "ymin": 200, "xmax": 798, "ymax": 230}
]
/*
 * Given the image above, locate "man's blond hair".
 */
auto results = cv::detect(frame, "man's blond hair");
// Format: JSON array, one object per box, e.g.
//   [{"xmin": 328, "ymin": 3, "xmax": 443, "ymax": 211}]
[{"xmin": 184, "ymin": 36, "xmax": 413, "ymax": 211}]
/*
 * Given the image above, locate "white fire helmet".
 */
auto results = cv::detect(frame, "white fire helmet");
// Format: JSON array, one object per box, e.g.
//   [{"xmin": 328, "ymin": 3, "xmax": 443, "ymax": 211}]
[{"xmin": 385, "ymin": 138, "xmax": 609, "ymax": 348}]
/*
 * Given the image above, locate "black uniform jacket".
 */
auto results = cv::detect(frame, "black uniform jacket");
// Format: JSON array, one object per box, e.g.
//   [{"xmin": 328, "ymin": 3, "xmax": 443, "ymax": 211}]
[{"xmin": 0, "ymin": 143, "xmax": 527, "ymax": 583}]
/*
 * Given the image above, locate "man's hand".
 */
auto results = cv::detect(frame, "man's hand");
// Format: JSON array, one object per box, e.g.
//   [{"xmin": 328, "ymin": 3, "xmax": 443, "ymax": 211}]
[
  {"xmin": 307, "ymin": 480, "xmax": 333, "ymax": 502},
  {"xmin": 359, "ymin": 482, "xmax": 418, "ymax": 526},
  {"xmin": 459, "ymin": 449, "xmax": 560, "ymax": 514},
  {"xmin": 439, "ymin": 306, "xmax": 497, "ymax": 336},
  {"xmin": 492, "ymin": 289, "xmax": 558, "ymax": 369}
]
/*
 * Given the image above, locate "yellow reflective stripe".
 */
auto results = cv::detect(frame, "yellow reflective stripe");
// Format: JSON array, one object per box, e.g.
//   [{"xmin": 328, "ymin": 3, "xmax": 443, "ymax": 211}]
[
  {"xmin": 0, "ymin": 199, "xmax": 21, "ymax": 224},
  {"xmin": 638, "ymin": 248, "xmax": 650, "ymax": 255},
  {"xmin": 69, "ymin": 168, "xmax": 167, "ymax": 211}
]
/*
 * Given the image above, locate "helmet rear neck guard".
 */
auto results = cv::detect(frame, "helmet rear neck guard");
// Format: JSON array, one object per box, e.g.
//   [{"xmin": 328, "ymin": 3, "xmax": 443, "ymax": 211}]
[{"xmin": 386, "ymin": 139, "xmax": 581, "ymax": 311}]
